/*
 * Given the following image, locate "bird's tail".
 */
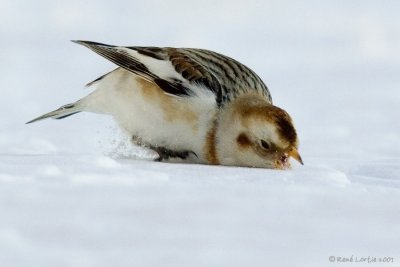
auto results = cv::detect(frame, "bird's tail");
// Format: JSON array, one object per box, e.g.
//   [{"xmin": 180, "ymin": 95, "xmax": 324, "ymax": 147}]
[{"xmin": 26, "ymin": 100, "xmax": 84, "ymax": 124}]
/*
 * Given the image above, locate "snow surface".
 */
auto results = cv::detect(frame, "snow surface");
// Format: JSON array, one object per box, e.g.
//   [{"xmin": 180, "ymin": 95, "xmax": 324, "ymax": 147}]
[{"xmin": 1, "ymin": 1, "xmax": 400, "ymax": 266}]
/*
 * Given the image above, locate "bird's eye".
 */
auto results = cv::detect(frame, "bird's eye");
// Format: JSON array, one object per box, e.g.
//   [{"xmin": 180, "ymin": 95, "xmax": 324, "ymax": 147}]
[{"xmin": 260, "ymin": 140, "xmax": 270, "ymax": 150}]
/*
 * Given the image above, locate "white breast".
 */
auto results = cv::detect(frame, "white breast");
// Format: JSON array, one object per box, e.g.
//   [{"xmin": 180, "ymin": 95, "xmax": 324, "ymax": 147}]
[{"xmin": 82, "ymin": 68, "xmax": 217, "ymax": 161}]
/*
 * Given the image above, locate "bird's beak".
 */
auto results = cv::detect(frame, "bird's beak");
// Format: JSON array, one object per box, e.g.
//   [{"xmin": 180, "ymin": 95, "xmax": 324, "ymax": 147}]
[{"xmin": 289, "ymin": 148, "xmax": 304, "ymax": 165}]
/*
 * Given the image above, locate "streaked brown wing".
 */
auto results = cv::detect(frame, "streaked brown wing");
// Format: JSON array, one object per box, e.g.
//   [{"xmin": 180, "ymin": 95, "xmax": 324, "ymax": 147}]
[
  {"xmin": 134, "ymin": 47, "xmax": 271, "ymax": 104},
  {"xmin": 132, "ymin": 47, "xmax": 223, "ymax": 102},
  {"xmin": 73, "ymin": 41, "xmax": 191, "ymax": 97},
  {"xmin": 74, "ymin": 41, "xmax": 271, "ymax": 105}
]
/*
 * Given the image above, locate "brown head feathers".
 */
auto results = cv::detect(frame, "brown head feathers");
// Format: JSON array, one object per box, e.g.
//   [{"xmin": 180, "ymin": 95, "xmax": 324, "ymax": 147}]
[{"xmin": 231, "ymin": 93, "xmax": 298, "ymax": 147}]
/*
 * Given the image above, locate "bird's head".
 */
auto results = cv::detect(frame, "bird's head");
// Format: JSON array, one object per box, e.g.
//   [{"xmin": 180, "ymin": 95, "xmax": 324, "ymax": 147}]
[{"xmin": 214, "ymin": 93, "xmax": 303, "ymax": 169}]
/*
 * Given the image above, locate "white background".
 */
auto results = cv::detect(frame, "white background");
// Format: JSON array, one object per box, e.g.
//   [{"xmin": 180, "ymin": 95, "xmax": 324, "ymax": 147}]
[{"xmin": 0, "ymin": 0, "xmax": 399, "ymax": 266}]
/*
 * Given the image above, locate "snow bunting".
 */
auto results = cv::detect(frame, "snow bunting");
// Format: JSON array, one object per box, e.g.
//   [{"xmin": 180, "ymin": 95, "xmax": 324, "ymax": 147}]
[{"xmin": 28, "ymin": 41, "xmax": 303, "ymax": 169}]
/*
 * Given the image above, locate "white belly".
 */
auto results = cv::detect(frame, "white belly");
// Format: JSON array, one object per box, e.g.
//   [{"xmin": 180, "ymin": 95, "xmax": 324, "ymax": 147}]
[{"xmin": 84, "ymin": 68, "xmax": 216, "ymax": 161}]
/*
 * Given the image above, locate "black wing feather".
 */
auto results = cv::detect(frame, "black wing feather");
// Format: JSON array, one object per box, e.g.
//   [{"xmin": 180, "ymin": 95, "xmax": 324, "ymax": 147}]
[
  {"xmin": 73, "ymin": 41, "xmax": 270, "ymax": 106},
  {"xmin": 73, "ymin": 40, "xmax": 191, "ymax": 97}
]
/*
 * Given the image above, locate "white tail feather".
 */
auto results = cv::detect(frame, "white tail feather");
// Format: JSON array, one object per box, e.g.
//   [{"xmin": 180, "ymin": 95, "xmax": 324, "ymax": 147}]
[{"xmin": 26, "ymin": 101, "xmax": 84, "ymax": 124}]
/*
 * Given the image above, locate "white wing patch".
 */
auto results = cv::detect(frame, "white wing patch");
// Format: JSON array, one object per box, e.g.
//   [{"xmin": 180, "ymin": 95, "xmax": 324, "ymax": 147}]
[
  {"xmin": 117, "ymin": 47, "xmax": 216, "ymax": 103},
  {"xmin": 118, "ymin": 47, "xmax": 183, "ymax": 82}
]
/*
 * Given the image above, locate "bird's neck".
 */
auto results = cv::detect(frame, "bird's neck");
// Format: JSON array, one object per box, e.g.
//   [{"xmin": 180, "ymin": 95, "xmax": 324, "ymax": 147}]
[
  {"xmin": 202, "ymin": 98, "xmax": 241, "ymax": 166},
  {"xmin": 203, "ymin": 117, "xmax": 220, "ymax": 165}
]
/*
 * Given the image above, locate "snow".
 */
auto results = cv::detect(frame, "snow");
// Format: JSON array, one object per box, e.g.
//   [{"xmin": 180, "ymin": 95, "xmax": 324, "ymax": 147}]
[{"xmin": 1, "ymin": 1, "xmax": 400, "ymax": 266}]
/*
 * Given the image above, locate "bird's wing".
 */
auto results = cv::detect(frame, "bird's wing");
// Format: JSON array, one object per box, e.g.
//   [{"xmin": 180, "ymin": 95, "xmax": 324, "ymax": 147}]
[{"xmin": 73, "ymin": 41, "xmax": 271, "ymax": 105}]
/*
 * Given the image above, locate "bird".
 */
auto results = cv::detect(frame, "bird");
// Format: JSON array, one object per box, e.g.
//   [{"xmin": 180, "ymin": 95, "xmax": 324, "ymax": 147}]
[{"xmin": 27, "ymin": 40, "xmax": 303, "ymax": 169}]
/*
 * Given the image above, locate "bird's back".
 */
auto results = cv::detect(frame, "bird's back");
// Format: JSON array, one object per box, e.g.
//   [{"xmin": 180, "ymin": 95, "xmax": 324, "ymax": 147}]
[
  {"xmin": 74, "ymin": 41, "xmax": 272, "ymax": 106},
  {"xmin": 167, "ymin": 48, "xmax": 272, "ymax": 104}
]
